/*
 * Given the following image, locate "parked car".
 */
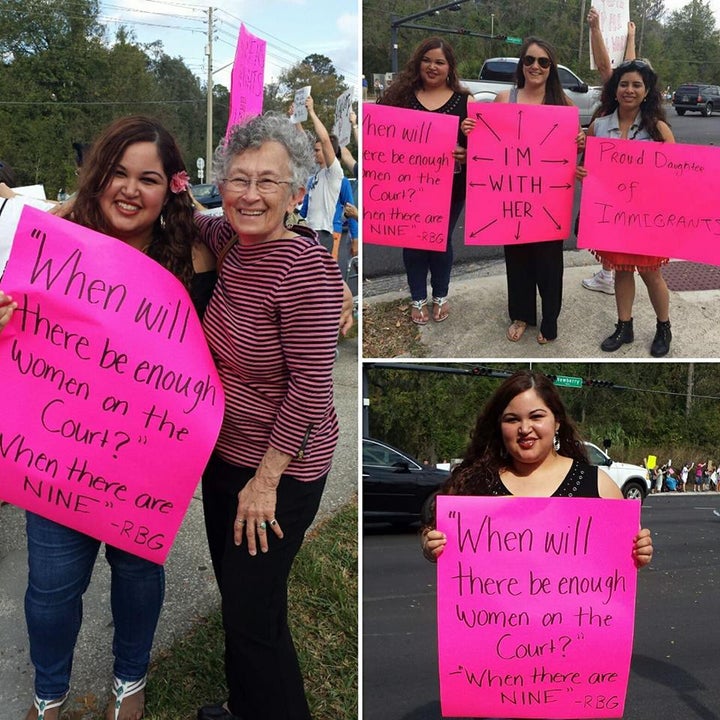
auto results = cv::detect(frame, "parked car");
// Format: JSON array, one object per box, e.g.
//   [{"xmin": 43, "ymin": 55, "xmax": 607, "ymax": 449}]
[
  {"xmin": 461, "ymin": 57, "xmax": 601, "ymax": 126},
  {"xmin": 191, "ymin": 183, "xmax": 222, "ymax": 208},
  {"xmin": 672, "ymin": 83, "xmax": 720, "ymax": 116},
  {"xmin": 584, "ymin": 442, "xmax": 650, "ymax": 501},
  {"xmin": 363, "ymin": 438, "xmax": 449, "ymax": 524}
]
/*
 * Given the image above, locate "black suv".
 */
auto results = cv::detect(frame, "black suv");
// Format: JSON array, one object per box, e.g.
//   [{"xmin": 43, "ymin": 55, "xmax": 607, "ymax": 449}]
[{"xmin": 672, "ymin": 83, "xmax": 720, "ymax": 116}]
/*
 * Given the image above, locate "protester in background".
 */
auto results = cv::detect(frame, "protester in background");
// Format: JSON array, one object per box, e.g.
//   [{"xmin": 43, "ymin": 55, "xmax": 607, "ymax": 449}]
[
  {"xmin": 294, "ymin": 95, "xmax": 344, "ymax": 256},
  {"xmin": 578, "ymin": 59, "xmax": 674, "ymax": 356},
  {"xmin": 420, "ymin": 370, "xmax": 653, "ymax": 568},
  {"xmin": 193, "ymin": 112, "xmax": 344, "ymax": 720},
  {"xmin": 680, "ymin": 461, "xmax": 693, "ymax": 492},
  {"xmin": 694, "ymin": 461, "xmax": 706, "ymax": 492},
  {"xmin": 463, "ymin": 37, "xmax": 583, "ymax": 344},
  {"xmin": 1, "ymin": 116, "xmax": 215, "ymax": 720},
  {"xmin": 582, "ymin": 7, "xmax": 637, "ymax": 295},
  {"xmin": 379, "ymin": 36, "xmax": 469, "ymax": 325}
]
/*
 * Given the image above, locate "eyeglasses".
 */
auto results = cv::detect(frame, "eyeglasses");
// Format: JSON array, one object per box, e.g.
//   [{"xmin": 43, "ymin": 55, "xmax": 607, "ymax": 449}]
[
  {"xmin": 522, "ymin": 55, "xmax": 551, "ymax": 69},
  {"xmin": 222, "ymin": 177, "xmax": 293, "ymax": 194}
]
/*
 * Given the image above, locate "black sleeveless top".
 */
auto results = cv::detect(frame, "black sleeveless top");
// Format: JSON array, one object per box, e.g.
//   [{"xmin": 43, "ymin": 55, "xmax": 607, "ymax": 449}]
[
  {"xmin": 492, "ymin": 460, "xmax": 600, "ymax": 498},
  {"xmin": 190, "ymin": 269, "xmax": 217, "ymax": 320}
]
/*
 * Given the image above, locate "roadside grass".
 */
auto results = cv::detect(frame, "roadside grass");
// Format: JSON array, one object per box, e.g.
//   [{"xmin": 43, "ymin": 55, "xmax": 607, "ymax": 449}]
[
  {"xmin": 137, "ymin": 500, "xmax": 358, "ymax": 720},
  {"xmin": 362, "ymin": 298, "xmax": 427, "ymax": 358}
]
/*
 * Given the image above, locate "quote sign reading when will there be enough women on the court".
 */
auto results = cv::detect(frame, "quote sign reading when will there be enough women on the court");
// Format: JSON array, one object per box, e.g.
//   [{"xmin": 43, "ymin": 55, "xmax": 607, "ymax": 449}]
[{"xmin": 436, "ymin": 495, "xmax": 640, "ymax": 719}]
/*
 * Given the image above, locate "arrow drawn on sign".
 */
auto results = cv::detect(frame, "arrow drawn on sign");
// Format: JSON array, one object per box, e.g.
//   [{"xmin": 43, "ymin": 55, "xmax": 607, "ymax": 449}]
[
  {"xmin": 549, "ymin": 183, "xmax": 572, "ymax": 190},
  {"xmin": 517, "ymin": 109, "xmax": 523, "ymax": 140},
  {"xmin": 540, "ymin": 123, "xmax": 559, "ymax": 146},
  {"xmin": 540, "ymin": 158, "xmax": 569, "ymax": 165},
  {"xmin": 514, "ymin": 221, "xmax": 521, "ymax": 240},
  {"xmin": 473, "ymin": 113, "xmax": 501, "ymax": 142},
  {"xmin": 472, "ymin": 155, "xmax": 495, "ymax": 162},
  {"xmin": 468, "ymin": 181, "xmax": 488, "ymax": 187},
  {"xmin": 543, "ymin": 206, "xmax": 561, "ymax": 230},
  {"xmin": 469, "ymin": 218, "xmax": 498, "ymax": 237}
]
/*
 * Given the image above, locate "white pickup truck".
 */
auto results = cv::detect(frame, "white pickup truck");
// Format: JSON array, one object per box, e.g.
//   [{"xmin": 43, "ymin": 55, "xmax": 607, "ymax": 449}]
[{"xmin": 461, "ymin": 57, "xmax": 602, "ymax": 126}]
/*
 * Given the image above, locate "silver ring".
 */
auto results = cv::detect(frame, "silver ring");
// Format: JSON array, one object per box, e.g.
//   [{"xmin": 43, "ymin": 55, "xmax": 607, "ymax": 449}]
[
  {"xmin": 236, "ymin": 519, "xmax": 246, "ymax": 526},
  {"xmin": 269, "ymin": 519, "xmax": 277, "ymax": 527},
  {"xmin": 259, "ymin": 521, "xmax": 267, "ymax": 530}
]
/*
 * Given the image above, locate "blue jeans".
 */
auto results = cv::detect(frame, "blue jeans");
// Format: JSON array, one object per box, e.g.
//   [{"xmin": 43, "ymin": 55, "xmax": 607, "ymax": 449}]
[
  {"xmin": 404, "ymin": 197, "xmax": 464, "ymax": 301},
  {"xmin": 25, "ymin": 512, "xmax": 165, "ymax": 699}
]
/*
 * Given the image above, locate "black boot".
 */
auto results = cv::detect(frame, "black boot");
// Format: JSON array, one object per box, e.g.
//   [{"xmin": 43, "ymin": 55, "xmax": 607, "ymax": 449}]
[
  {"xmin": 601, "ymin": 319, "xmax": 634, "ymax": 352},
  {"xmin": 651, "ymin": 319, "xmax": 672, "ymax": 357}
]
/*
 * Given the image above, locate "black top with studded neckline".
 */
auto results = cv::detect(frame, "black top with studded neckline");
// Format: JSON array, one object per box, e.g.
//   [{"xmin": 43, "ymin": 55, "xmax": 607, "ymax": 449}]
[{"xmin": 492, "ymin": 459, "xmax": 600, "ymax": 498}]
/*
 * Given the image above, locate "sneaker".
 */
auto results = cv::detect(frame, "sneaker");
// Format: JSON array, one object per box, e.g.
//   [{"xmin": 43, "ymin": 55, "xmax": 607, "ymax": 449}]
[{"xmin": 582, "ymin": 270, "xmax": 615, "ymax": 294}]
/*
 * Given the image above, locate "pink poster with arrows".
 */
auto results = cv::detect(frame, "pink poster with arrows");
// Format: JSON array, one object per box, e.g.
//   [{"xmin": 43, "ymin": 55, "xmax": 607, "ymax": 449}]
[
  {"xmin": 436, "ymin": 495, "xmax": 639, "ymax": 718},
  {"xmin": 362, "ymin": 104, "xmax": 459, "ymax": 251},
  {"xmin": 464, "ymin": 102, "xmax": 579, "ymax": 245},
  {"xmin": 0, "ymin": 208, "xmax": 224, "ymax": 564}
]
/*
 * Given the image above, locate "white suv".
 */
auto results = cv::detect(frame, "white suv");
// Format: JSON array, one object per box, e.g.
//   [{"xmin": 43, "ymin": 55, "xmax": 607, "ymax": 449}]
[{"xmin": 584, "ymin": 442, "xmax": 650, "ymax": 501}]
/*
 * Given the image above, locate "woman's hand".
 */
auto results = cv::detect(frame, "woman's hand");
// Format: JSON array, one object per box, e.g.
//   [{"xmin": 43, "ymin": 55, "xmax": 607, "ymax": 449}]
[
  {"xmin": 460, "ymin": 117, "xmax": 476, "ymax": 136},
  {"xmin": 339, "ymin": 282, "xmax": 354, "ymax": 335},
  {"xmin": 0, "ymin": 291, "xmax": 18, "ymax": 331},
  {"xmin": 234, "ymin": 476, "xmax": 284, "ymax": 555},
  {"xmin": 576, "ymin": 130, "xmax": 587, "ymax": 153},
  {"xmin": 452, "ymin": 145, "xmax": 467, "ymax": 164},
  {"xmin": 421, "ymin": 528, "xmax": 447, "ymax": 562},
  {"xmin": 633, "ymin": 527, "xmax": 653, "ymax": 568},
  {"xmin": 575, "ymin": 165, "xmax": 588, "ymax": 182},
  {"xmin": 0, "ymin": 182, "xmax": 17, "ymax": 199}
]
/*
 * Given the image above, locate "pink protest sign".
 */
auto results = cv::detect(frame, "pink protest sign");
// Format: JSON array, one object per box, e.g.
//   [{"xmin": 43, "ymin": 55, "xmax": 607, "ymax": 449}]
[
  {"xmin": 465, "ymin": 102, "xmax": 579, "ymax": 245},
  {"xmin": 226, "ymin": 24, "xmax": 266, "ymax": 134},
  {"xmin": 436, "ymin": 495, "xmax": 639, "ymax": 718},
  {"xmin": 363, "ymin": 104, "xmax": 458, "ymax": 251},
  {"xmin": 578, "ymin": 136, "xmax": 720, "ymax": 265},
  {"xmin": 0, "ymin": 208, "xmax": 225, "ymax": 564}
]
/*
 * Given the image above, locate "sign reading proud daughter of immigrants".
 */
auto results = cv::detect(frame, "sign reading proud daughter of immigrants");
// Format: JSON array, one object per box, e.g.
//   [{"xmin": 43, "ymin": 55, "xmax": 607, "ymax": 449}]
[
  {"xmin": 464, "ymin": 102, "xmax": 579, "ymax": 246},
  {"xmin": 436, "ymin": 496, "xmax": 640, "ymax": 718},
  {"xmin": 363, "ymin": 104, "xmax": 459, "ymax": 251},
  {"xmin": 578, "ymin": 137, "xmax": 720, "ymax": 265},
  {"xmin": 0, "ymin": 208, "xmax": 225, "ymax": 564}
]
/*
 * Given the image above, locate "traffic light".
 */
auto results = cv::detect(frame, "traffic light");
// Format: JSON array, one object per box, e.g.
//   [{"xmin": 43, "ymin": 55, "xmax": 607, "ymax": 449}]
[{"xmin": 585, "ymin": 378, "xmax": 615, "ymax": 388}]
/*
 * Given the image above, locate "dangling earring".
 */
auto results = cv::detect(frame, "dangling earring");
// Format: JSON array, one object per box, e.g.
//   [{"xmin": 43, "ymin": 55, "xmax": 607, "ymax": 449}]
[
  {"xmin": 553, "ymin": 432, "xmax": 561, "ymax": 452},
  {"xmin": 159, "ymin": 212, "xmax": 166, "ymax": 230}
]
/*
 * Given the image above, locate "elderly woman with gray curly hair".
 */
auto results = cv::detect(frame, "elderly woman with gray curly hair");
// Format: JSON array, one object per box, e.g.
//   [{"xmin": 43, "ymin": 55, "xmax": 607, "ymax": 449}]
[{"xmin": 193, "ymin": 112, "xmax": 344, "ymax": 720}]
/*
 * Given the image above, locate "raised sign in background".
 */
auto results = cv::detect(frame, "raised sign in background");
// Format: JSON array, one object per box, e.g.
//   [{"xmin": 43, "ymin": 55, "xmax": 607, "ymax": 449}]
[
  {"xmin": 363, "ymin": 104, "xmax": 458, "ymax": 251},
  {"xmin": 436, "ymin": 495, "xmax": 640, "ymax": 718},
  {"xmin": 578, "ymin": 136, "xmax": 720, "ymax": 265},
  {"xmin": 0, "ymin": 208, "xmax": 225, "ymax": 564},
  {"xmin": 226, "ymin": 24, "xmax": 266, "ymax": 134},
  {"xmin": 464, "ymin": 102, "xmax": 579, "ymax": 246}
]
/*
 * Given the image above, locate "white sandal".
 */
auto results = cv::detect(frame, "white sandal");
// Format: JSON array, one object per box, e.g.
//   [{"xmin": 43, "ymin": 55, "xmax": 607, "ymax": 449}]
[
  {"xmin": 110, "ymin": 676, "xmax": 146, "ymax": 720},
  {"xmin": 29, "ymin": 692, "xmax": 68, "ymax": 720}
]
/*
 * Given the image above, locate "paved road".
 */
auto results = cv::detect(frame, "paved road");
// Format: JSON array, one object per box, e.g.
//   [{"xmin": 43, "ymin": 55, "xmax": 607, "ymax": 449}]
[{"xmin": 363, "ymin": 492, "xmax": 720, "ymax": 720}]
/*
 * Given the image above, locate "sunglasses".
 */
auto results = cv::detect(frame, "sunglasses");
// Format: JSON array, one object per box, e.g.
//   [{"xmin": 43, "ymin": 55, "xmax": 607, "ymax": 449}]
[
  {"xmin": 617, "ymin": 59, "xmax": 652, "ymax": 71},
  {"xmin": 522, "ymin": 55, "xmax": 551, "ymax": 69}
]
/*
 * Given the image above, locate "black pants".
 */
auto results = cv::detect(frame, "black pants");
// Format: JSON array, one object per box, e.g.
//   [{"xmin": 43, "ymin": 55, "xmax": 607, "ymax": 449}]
[
  {"xmin": 504, "ymin": 239, "xmax": 564, "ymax": 340},
  {"xmin": 201, "ymin": 453, "xmax": 326, "ymax": 719}
]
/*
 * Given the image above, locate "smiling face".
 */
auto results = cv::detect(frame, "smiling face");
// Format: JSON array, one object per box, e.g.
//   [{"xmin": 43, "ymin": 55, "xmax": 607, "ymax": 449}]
[
  {"xmin": 419, "ymin": 47, "xmax": 450, "ymax": 90},
  {"xmin": 521, "ymin": 43, "xmax": 551, "ymax": 89},
  {"xmin": 616, "ymin": 70, "xmax": 648, "ymax": 111},
  {"xmin": 500, "ymin": 388, "xmax": 560, "ymax": 469},
  {"xmin": 220, "ymin": 141, "xmax": 304, "ymax": 244},
  {"xmin": 98, "ymin": 141, "xmax": 168, "ymax": 249}
]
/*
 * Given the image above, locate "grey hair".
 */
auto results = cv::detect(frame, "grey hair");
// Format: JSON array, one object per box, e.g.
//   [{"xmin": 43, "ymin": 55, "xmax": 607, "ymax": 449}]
[{"xmin": 213, "ymin": 112, "xmax": 314, "ymax": 192}]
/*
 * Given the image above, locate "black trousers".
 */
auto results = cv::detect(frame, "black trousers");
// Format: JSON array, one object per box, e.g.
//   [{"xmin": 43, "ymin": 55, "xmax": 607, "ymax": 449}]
[
  {"xmin": 504, "ymin": 239, "xmax": 564, "ymax": 340},
  {"xmin": 201, "ymin": 453, "xmax": 326, "ymax": 719}
]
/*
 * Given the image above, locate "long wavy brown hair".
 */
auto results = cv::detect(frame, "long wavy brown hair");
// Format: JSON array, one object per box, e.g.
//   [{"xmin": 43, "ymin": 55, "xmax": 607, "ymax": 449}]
[
  {"xmin": 597, "ymin": 60, "xmax": 668, "ymax": 141},
  {"xmin": 422, "ymin": 371, "xmax": 588, "ymax": 527},
  {"xmin": 515, "ymin": 36, "xmax": 572, "ymax": 107},
  {"xmin": 71, "ymin": 116, "xmax": 196, "ymax": 289},
  {"xmin": 380, "ymin": 36, "xmax": 470, "ymax": 108}
]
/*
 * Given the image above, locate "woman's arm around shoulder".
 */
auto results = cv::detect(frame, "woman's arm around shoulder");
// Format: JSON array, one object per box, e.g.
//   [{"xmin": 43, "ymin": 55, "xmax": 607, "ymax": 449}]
[
  {"xmin": 192, "ymin": 241, "xmax": 216, "ymax": 273},
  {"xmin": 494, "ymin": 89, "xmax": 511, "ymax": 103}
]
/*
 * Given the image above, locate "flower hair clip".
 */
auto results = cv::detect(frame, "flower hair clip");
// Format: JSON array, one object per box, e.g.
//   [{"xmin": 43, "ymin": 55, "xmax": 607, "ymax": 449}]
[{"xmin": 170, "ymin": 170, "xmax": 190, "ymax": 194}]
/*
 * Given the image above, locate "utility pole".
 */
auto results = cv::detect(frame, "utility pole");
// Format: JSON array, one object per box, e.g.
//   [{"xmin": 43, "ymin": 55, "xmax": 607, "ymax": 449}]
[
  {"xmin": 206, "ymin": 7, "xmax": 214, "ymax": 180},
  {"xmin": 686, "ymin": 362, "xmax": 694, "ymax": 416},
  {"xmin": 578, "ymin": 0, "xmax": 587, "ymax": 62}
]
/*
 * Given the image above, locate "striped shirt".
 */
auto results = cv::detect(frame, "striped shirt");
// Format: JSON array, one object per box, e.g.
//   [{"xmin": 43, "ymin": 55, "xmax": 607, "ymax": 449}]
[{"xmin": 196, "ymin": 213, "xmax": 343, "ymax": 482}]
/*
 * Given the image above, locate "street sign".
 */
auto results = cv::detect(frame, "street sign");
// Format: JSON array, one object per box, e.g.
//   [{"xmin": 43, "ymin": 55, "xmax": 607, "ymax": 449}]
[
  {"xmin": 196, "ymin": 157, "xmax": 205, "ymax": 169},
  {"xmin": 506, "ymin": 36, "xmax": 522, "ymax": 44},
  {"xmin": 554, "ymin": 375, "xmax": 583, "ymax": 388}
]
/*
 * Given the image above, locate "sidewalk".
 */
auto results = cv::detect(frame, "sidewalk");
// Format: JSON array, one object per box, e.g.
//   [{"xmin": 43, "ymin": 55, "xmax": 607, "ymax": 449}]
[
  {"xmin": 363, "ymin": 249, "xmax": 720, "ymax": 358},
  {"xmin": 0, "ymin": 337, "xmax": 358, "ymax": 720}
]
